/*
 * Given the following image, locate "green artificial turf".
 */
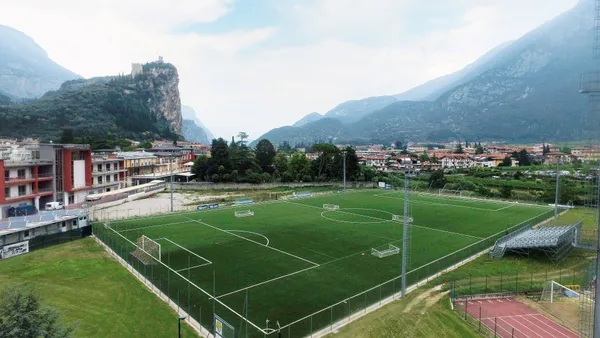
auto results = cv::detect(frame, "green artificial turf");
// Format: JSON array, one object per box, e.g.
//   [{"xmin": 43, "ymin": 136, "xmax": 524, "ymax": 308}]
[
  {"xmin": 0, "ymin": 238, "xmax": 199, "ymax": 338},
  {"xmin": 96, "ymin": 189, "xmax": 553, "ymax": 337}
]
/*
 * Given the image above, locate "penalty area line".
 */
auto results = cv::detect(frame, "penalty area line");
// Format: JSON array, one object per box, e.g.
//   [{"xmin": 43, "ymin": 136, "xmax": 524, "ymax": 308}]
[{"xmin": 155, "ymin": 237, "xmax": 213, "ymax": 265}]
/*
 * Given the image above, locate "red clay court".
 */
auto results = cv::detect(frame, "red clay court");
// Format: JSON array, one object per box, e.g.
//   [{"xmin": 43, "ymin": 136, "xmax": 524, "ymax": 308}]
[{"xmin": 456, "ymin": 297, "xmax": 578, "ymax": 338}]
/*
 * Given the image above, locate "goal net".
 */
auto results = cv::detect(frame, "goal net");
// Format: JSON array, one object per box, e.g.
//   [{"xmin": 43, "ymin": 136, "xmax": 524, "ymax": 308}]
[
  {"xmin": 439, "ymin": 189, "xmax": 460, "ymax": 196},
  {"xmin": 371, "ymin": 244, "xmax": 400, "ymax": 258},
  {"xmin": 132, "ymin": 235, "xmax": 161, "ymax": 265},
  {"xmin": 235, "ymin": 210, "xmax": 254, "ymax": 218},
  {"xmin": 392, "ymin": 215, "xmax": 413, "ymax": 223},
  {"xmin": 540, "ymin": 280, "xmax": 581, "ymax": 304},
  {"xmin": 323, "ymin": 204, "xmax": 340, "ymax": 211}
]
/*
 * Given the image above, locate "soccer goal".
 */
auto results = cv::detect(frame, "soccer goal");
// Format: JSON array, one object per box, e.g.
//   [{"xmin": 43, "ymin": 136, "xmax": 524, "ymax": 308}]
[
  {"xmin": 371, "ymin": 244, "xmax": 400, "ymax": 258},
  {"xmin": 439, "ymin": 188, "xmax": 460, "ymax": 196},
  {"xmin": 323, "ymin": 204, "xmax": 340, "ymax": 211},
  {"xmin": 132, "ymin": 235, "xmax": 161, "ymax": 265},
  {"xmin": 235, "ymin": 210, "xmax": 254, "ymax": 218},
  {"xmin": 540, "ymin": 280, "xmax": 581, "ymax": 303},
  {"xmin": 392, "ymin": 215, "xmax": 413, "ymax": 223}
]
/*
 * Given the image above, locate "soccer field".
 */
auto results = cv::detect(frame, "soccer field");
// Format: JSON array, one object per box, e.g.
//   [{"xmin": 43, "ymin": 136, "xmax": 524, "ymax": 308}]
[{"xmin": 94, "ymin": 189, "xmax": 555, "ymax": 337}]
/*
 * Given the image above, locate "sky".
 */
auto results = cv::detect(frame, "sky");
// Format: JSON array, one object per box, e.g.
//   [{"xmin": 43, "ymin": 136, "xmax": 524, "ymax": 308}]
[{"xmin": 0, "ymin": 0, "xmax": 579, "ymax": 141}]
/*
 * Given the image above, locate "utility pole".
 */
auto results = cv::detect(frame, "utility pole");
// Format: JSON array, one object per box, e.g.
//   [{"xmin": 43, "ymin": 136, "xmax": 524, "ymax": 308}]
[
  {"xmin": 401, "ymin": 172, "xmax": 412, "ymax": 297},
  {"xmin": 343, "ymin": 151, "xmax": 347, "ymax": 190},
  {"xmin": 554, "ymin": 159, "xmax": 560, "ymax": 219},
  {"xmin": 170, "ymin": 156, "xmax": 174, "ymax": 213}
]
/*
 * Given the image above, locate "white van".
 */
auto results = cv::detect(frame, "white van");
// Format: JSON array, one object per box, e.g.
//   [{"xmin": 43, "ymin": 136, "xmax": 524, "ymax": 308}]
[{"xmin": 44, "ymin": 202, "xmax": 64, "ymax": 211}]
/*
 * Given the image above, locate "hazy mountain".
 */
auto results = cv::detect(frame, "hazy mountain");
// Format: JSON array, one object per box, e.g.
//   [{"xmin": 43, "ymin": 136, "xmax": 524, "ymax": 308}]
[
  {"xmin": 323, "ymin": 96, "xmax": 397, "ymax": 123},
  {"xmin": 394, "ymin": 41, "xmax": 513, "ymax": 102},
  {"xmin": 255, "ymin": 0, "xmax": 595, "ymax": 145},
  {"xmin": 0, "ymin": 25, "xmax": 80, "ymax": 100},
  {"xmin": 182, "ymin": 105, "xmax": 214, "ymax": 143},
  {"xmin": 182, "ymin": 119, "xmax": 210, "ymax": 145},
  {"xmin": 292, "ymin": 112, "xmax": 323, "ymax": 127}
]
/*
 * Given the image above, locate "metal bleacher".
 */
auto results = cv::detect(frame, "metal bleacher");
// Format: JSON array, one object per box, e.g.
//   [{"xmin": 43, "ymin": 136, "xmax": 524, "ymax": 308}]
[
  {"xmin": 490, "ymin": 223, "xmax": 580, "ymax": 261},
  {"xmin": 0, "ymin": 210, "xmax": 86, "ymax": 232}
]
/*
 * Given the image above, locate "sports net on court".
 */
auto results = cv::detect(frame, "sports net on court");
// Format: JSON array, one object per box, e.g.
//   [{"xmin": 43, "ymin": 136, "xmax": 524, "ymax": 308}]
[{"xmin": 132, "ymin": 235, "xmax": 161, "ymax": 265}]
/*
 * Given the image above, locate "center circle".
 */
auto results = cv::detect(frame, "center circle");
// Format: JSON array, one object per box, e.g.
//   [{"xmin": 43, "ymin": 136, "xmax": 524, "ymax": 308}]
[{"xmin": 320, "ymin": 208, "xmax": 395, "ymax": 224}]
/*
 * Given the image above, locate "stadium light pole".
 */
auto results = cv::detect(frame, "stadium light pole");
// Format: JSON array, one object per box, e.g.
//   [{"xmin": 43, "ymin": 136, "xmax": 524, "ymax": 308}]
[
  {"xmin": 554, "ymin": 158, "xmax": 561, "ymax": 219},
  {"xmin": 170, "ymin": 155, "xmax": 174, "ymax": 213},
  {"xmin": 401, "ymin": 172, "xmax": 412, "ymax": 298}
]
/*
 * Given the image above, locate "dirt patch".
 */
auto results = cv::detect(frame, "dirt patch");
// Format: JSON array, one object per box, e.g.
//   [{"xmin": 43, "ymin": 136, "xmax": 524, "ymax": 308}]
[{"xmin": 404, "ymin": 285, "xmax": 443, "ymax": 313}]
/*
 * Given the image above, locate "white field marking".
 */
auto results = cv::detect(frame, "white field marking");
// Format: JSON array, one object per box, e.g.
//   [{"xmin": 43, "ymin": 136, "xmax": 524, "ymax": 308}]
[
  {"xmin": 176, "ymin": 262, "xmax": 212, "ymax": 272},
  {"xmin": 227, "ymin": 230, "xmax": 270, "ymax": 246},
  {"xmin": 320, "ymin": 211, "xmax": 390, "ymax": 224},
  {"xmin": 480, "ymin": 313, "xmax": 541, "ymax": 321},
  {"xmin": 215, "ymin": 265, "xmax": 320, "ymax": 299},
  {"xmin": 276, "ymin": 210, "xmax": 557, "ymax": 331},
  {"xmin": 290, "ymin": 201, "xmax": 482, "ymax": 240},
  {"xmin": 519, "ymin": 314, "xmax": 571, "ymax": 338},
  {"xmin": 184, "ymin": 217, "xmax": 320, "ymax": 267},
  {"xmin": 117, "ymin": 220, "xmax": 191, "ymax": 233},
  {"xmin": 155, "ymin": 238, "xmax": 212, "ymax": 265},
  {"xmin": 302, "ymin": 247, "xmax": 338, "ymax": 260},
  {"xmin": 495, "ymin": 204, "xmax": 515, "ymax": 212},
  {"xmin": 100, "ymin": 223, "xmax": 267, "ymax": 334},
  {"xmin": 374, "ymin": 193, "xmax": 502, "ymax": 212}
]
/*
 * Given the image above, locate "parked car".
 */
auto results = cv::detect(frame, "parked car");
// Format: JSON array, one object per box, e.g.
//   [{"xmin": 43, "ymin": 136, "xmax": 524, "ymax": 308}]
[{"xmin": 44, "ymin": 202, "xmax": 64, "ymax": 211}]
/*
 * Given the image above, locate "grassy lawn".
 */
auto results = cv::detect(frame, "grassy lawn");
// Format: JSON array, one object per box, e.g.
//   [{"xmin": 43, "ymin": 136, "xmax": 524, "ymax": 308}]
[
  {"xmin": 0, "ymin": 238, "xmax": 200, "ymax": 338},
  {"xmin": 327, "ymin": 206, "xmax": 595, "ymax": 337},
  {"xmin": 96, "ymin": 189, "xmax": 553, "ymax": 337}
]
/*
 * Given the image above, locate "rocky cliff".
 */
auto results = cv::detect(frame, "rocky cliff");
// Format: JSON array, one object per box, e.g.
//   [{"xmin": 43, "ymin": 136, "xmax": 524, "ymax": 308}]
[
  {"xmin": 0, "ymin": 61, "xmax": 183, "ymax": 141},
  {"xmin": 142, "ymin": 63, "xmax": 182, "ymax": 135}
]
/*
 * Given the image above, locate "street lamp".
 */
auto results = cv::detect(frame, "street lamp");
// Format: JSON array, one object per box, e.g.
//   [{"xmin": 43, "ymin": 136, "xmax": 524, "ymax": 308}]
[{"xmin": 178, "ymin": 314, "xmax": 186, "ymax": 338}]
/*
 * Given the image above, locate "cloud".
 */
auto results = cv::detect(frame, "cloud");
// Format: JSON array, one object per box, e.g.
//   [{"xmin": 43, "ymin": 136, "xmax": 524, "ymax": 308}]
[{"xmin": 0, "ymin": 0, "xmax": 580, "ymax": 140}]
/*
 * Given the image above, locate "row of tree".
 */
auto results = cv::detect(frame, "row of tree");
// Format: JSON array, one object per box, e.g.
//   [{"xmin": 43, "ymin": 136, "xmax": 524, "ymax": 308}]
[{"xmin": 191, "ymin": 138, "xmax": 361, "ymax": 183}]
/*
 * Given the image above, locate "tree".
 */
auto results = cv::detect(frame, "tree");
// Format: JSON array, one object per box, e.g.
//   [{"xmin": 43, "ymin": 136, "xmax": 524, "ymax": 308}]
[
  {"xmin": 454, "ymin": 143, "xmax": 464, "ymax": 154},
  {"xmin": 561, "ymin": 146, "xmax": 572, "ymax": 154},
  {"xmin": 60, "ymin": 128, "xmax": 74, "ymax": 144},
  {"xmin": 0, "ymin": 286, "xmax": 77, "ymax": 337},
  {"xmin": 500, "ymin": 156, "xmax": 512, "ymax": 167},
  {"xmin": 518, "ymin": 149, "xmax": 531, "ymax": 166},
  {"xmin": 288, "ymin": 152, "xmax": 310, "ymax": 180},
  {"xmin": 138, "ymin": 141, "xmax": 153, "ymax": 149},
  {"xmin": 499, "ymin": 184, "xmax": 513, "ymax": 199},
  {"xmin": 310, "ymin": 143, "xmax": 339, "ymax": 177},
  {"xmin": 475, "ymin": 144, "xmax": 485, "ymax": 155},
  {"xmin": 395, "ymin": 140, "xmax": 403, "ymax": 149},
  {"xmin": 237, "ymin": 132, "xmax": 249, "ymax": 145},
  {"xmin": 513, "ymin": 170, "xmax": 523, "ymax": 180},
  {"xmin": 191, "ymin": 155, "xmax": 211, "ymax": 181},
  {"xmin": 428, "ymin": 170, "xmax": 446, "ymax": 189},
  {"xmin": 420, "ymin": 152, "xmax": 430, "ymax": 162},
  {"xmin": 278, "ymin": 141, "xmax": 293, "ymax": 154},
  {"xmin": 333, "ymin": 147, "xmax": 359, "ymax": 181},
  {"xmin": 273, "ymin": 153, "xmax": 289, "ymax": 173},
  {"xmin": 208, "ymin": 138, "xmax": 231, "ymax": 178},
  {"xmin": 255, "ymin": 139, "xmax": 276, "ymax": 173}
]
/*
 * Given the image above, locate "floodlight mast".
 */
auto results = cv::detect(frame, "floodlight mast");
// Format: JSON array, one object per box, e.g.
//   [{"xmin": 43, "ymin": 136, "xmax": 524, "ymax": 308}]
[{"xmin": 401, "ymin": 170, "xmax": 414, "ymax": 297}]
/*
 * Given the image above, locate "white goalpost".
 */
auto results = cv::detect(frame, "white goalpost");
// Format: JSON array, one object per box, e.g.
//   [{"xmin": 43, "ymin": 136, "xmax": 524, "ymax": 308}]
[
  {"xmin": 392, "ymin": 215, "xmax": 413, "ymax": 223},
  {"xmin": 235, "ymin": 210, "xmax": 254, "ymax": 218},
  {"xmin": 323, "ymin": 204, "xmax": 340, "ymax": 211},
  {"xmin": 540, "ymin": 280, "xmax": 581, "ymax": 303},
  {"xmin": 132, "ymin": 235, "xmax": 161, "ymax": 264},
  {"xmin": 371, "ymin": 244, "xmax": 400, "ymax": 258}
]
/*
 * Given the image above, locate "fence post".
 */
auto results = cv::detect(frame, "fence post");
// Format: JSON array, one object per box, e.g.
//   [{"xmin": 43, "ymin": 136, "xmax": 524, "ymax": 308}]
[
  {"xmin": 494, "ymin": 317, "xmax": 497, "ymax": 337},
  {"xmin": 485, "ymin": 274, "xmax": 488, "ymax": 293},
  {"xmin": 464, "ymin": 298, "xmax": 468, "ymax": 320},
  {"xmin": 478, "ymin": 307, "xmax": 481, "ymax": 331}
]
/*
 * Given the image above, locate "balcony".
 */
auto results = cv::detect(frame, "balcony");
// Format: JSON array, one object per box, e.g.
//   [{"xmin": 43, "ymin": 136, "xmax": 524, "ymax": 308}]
[
  {"xmin": 92, "ymin": 168, "xmax": 127, "ymax": 175},
  {"xmin": 4, "ymin": 173, "xmax": 54, "ymax": 185}
]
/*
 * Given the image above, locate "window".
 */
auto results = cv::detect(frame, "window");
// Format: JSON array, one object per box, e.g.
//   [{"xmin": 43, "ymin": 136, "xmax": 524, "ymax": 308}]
[
  {"xmin": 113, "ymin": 163, "xmax": 118, "ymax": 170},
  {"xmin": 106, "ymin": 175, "xmax": 111, "ymax": 183},
  {"xmin": 23, "ymin": 230, "xmax": 29, "ymax": 238},
  {"xmin": 18, "ymin": 185, "xmax": 26, "ymax": 196},
  {"xmin": 97, "ymin": 164, "xmax": 102, "ymax": 172},
  {"xmin": 114, "ymin": 174, "xmax": 118, "ymax": 181},
  {"xmin": 4, "ymin": 187, "xmax": 9, "ymax": 198},
  {"xmin": 106, "ymin": 164, "xmax": 110, "ymax": 171},
  {"xmin": 98, "ymin": 176, "xmax": 103, "ymax": 184},
  {"xmin": 17, "ymin": 169, "xmax": 25, "ymax": 178},
  {"xmin": 33, "ymin": 150, "xmax": 40, "ymax": 159},
  {"xmin": 62, "ymin": 222, "xmax": 66, "ymax": 228}
]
